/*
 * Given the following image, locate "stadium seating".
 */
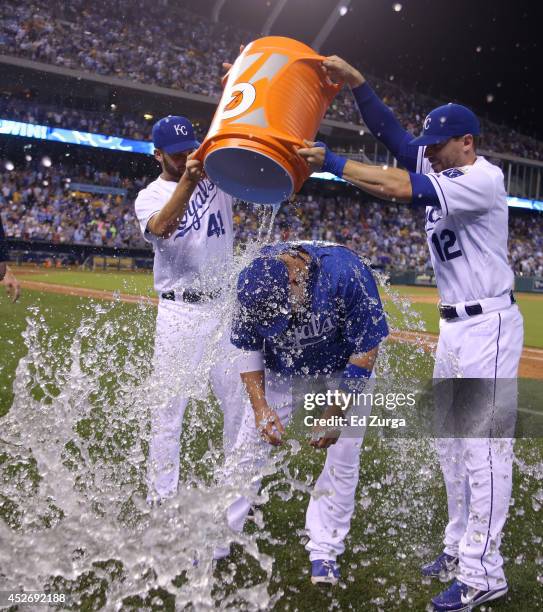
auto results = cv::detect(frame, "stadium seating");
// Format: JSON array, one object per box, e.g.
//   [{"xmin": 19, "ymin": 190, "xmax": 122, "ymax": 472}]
[
  {"xmin": 1, "ymin": 163, "xmax": 541, "ymax": 277},
  {"xmin": 1, "ymin": 0, "xmax": 542, "ymax": 160}
]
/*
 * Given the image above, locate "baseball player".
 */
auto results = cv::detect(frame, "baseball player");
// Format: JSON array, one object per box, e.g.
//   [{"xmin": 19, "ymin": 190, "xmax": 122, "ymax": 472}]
[
  {"xmin": 298, "ymin": 57, "xmax": 524, "ymax": 611},
  {"xmin": 134, "ymin": 116, "xmax": 248, "ymax": 551},
  {"xmin": 224, "ymin": 240, "xmax": 388, "ymax": 585},
  {"xmin": 0, "ymin": 215, "xmax": 20, "ymax": 302}
]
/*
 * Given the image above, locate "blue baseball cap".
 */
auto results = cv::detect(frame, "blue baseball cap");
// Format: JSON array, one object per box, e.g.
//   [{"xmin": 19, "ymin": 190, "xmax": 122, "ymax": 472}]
[
  {"xmin": 409, "ymin": 103, "xmax": 480, "ymax": 146},
  {"xmin": 237, "ymin": 257, "xmax": 290, "ymax": 338},
  {"xmin": 152, "ymin": 115, "xmax": 200, "ymax": 154}
]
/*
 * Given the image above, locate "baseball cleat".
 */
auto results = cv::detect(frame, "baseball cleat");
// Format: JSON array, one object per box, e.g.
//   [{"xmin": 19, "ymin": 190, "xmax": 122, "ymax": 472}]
[
  {"xmin": 431, "ymin": 579, "xmax": 508, "ymax": 611},
  {"xmin": 421, "ymin": 552, "xmax": 459, "ymax": 579},
  {"xmin": 310, "ymin": 559, "xmax": 340, "ymax": 586}
]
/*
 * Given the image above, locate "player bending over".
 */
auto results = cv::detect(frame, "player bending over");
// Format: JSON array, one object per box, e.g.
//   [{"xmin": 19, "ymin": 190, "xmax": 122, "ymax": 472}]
[
  {"xmin": 224, "ymin": 240, "xmax": 388, "ymax": 585},
  {"xmin": 298, "ymin": 57, "xmax": 523, "ymax": 611}
]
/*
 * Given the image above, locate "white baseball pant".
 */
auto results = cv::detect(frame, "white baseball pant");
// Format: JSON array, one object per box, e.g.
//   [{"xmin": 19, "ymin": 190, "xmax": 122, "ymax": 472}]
[
  {"xmin": 147, "ymin": 298, "xmax": 248, "ymax": 500},
  {"xmin": 433, "ymin": 303, "xmax": 524, "ymax": 591},
  {"xmin": 223, "ymin": 370, "xmax": 372, "ymax": 561}
]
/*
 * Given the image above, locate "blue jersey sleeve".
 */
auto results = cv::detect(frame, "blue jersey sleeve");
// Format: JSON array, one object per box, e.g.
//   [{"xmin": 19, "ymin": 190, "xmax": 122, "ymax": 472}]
[
  {"xmin": 351, "ymin": 83, "xmax": 419, "ymax": 172},
  {"xmin": 341, "ymin": 259, "xmax": 389, "ymax": 354},
  {"xmin": 409, "ymin": 172, "xmax": 440, "ymax": 206},
  {"xmin": 0, "ymin": 216, "xmax": 8, "ymax": 263},
  {"xmin": 230, "ymin": 305, "xmax": 264, "ymax": 352}
]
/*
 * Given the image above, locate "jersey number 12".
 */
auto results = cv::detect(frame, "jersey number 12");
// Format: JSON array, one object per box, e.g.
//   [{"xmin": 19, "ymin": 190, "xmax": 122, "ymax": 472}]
[
  {"xmin": 431, "ymin": 229, "xmax": 462, "ymax": 262},
  {"xmin": 207, "ymin": 211, "xmax": 225, "ymax": 238}
]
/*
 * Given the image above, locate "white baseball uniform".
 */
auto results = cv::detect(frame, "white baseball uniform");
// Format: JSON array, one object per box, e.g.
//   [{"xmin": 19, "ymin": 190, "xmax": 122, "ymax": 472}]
[
  {"xmin": 222, "ymin": 371, "xmax": 374, "ymax": 562},
  {"xmin": 416, "ymin": 150, "xmax": 524, "ymax": 591},
  {"xmin": 135, "ymin": 176, "xmax": 248, "ymax": 501}
]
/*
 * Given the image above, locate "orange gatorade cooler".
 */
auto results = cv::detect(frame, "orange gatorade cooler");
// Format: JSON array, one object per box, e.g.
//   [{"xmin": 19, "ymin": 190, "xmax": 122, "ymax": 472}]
[{"xmin": 197, "ymin": 36, "xmax": 341, "ymax": 204}]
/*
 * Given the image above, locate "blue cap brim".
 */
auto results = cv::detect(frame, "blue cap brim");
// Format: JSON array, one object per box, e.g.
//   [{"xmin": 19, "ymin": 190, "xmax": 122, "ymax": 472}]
[
  {"xmin": 409, "ymin": 134, "xmax": 451, "ymax": 146},
  {"xmin": 160, "ymin": 140, "xmax": 200, "ymax": 154}
]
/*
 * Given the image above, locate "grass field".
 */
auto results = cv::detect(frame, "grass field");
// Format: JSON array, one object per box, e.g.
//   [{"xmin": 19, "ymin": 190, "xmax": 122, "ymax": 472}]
[
  {"xmin": 16, "ymin": 268, "xmax": 543, "ymax": 348},
  {"xmin": 20, "ymin": 270, "xmax": 155, "ymax": 296},
  {"xmin": 1, "ymin": 270, "xmax": 542, "ymax": 611}
]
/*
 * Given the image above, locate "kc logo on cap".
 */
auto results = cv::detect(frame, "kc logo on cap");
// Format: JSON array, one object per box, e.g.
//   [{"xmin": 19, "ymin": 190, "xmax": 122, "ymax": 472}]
[
  {"xmin": 410, "ymin": 104, "xmax": 480, "ymax": 147},
  {"xmin": 173, "ymin": 124, "xmax": 188, "ymax": 136},
  {"xmin": 152, "ymin": 115, "xmax": 200, "ymax": 154}
]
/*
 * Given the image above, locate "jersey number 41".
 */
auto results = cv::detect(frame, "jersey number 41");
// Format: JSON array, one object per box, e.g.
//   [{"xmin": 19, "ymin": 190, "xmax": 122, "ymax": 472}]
[{"xmin": 207, "ymin": 211, "xmax": 226, "ymax": 238}]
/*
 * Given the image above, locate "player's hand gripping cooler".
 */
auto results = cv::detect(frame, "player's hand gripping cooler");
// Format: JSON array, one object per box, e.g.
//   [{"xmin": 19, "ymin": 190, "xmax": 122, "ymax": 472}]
[{"xmin": 195, "ymin": 36, "xmax": 341, "ymax": 204}]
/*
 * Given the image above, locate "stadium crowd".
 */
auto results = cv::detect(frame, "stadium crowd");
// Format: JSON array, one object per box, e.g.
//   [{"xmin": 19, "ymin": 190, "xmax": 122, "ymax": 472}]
[
  {"xmin": 0, "ymin": 164, "xmax": 146, "ymax": 248},
  {"xmin": 1, "ymin": 164, "xmax": 541, "ymax": 277},
  {"xmin": 1, "ymin": 0, "xmax": 542, "ymax": 160},
  {"xmin": 235, "ymin": 196, "xmax": 543, "ymax": 278}
]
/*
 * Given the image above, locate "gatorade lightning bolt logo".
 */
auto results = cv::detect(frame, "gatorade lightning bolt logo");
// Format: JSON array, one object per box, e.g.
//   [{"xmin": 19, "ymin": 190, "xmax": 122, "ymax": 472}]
[
  {"xmin": 214, "ymin": 51, "xmax": 290, "ymax": 126},
  {"xmin": 224, "ymin": 90, "xmax": 244, "ymax": 112},
  {"xmin": 221, "ymin": 82, "xmax": 256, "ymax": 119}
]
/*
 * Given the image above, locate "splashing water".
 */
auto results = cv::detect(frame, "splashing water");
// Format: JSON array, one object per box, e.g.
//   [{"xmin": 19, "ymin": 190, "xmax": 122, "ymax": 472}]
[
  {"xmin": 0, "ymin": 296, "xmax": 278, "ymax": 608},
  {"xmin": 1, "ymin": 213, "xmax": 541, "ymax": 610},
  {"xmin": 249, "ymin": 200, "xmax": 282, "ymax": 245}
]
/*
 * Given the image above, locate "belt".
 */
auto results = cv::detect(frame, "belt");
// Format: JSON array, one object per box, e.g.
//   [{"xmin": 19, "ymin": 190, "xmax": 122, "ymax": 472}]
[
  {"xmin": 161, "ymin": 289, "xmax": 221, "ymax": 303},
  {"xmin": 439, "ymin": 291, "xmax": 515, "ymax": 320}
]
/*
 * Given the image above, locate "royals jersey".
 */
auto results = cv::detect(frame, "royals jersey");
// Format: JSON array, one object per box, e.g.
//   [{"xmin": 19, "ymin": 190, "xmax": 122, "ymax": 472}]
[
  {"xmin": 231, "ymin": 242, "xmax": 389, "ymax": 376},
  {"xmin": 415, "ymin": 151, "xmax": 514, "ymax": 305},
  {"xmin": 135, "ymin": 177, "xmax": 234, "ymax": 292},
  {"xmin": 350, "ymin": 81, "xmax": 514, "ymax": 307}
]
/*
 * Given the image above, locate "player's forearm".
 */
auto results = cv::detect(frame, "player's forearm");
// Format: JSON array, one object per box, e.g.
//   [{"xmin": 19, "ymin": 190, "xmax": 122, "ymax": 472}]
[
  {"xmin": 240, "ymin": 370, "xmax": 268, "ymax": 411},
  {"xmin": 321, "ymin": 349, "xmax": 379, "ymax": 420},
  {"xmin": 147, "ymin": 176, "xmax": 198, "ymax": 238},
  {"xmin": 332, "ymin": 347, "xmax": 379, "ymax": 417},
  {"xmin": 342, "ymin": 160, "xmax": 413, "ymax": 203}
]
